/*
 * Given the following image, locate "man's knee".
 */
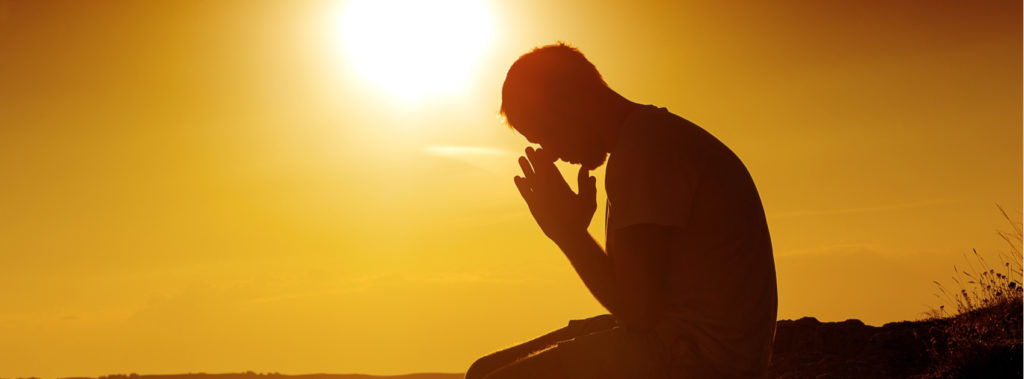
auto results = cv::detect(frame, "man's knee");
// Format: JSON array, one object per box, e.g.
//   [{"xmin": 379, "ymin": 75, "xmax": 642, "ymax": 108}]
[
  {"xmin": 466, "ymin": 351, "xmax": 517, "ymax": 379},
  {"xmin": 566, "ymin": 313, "xmax": 617, "ymax": 334},
  {"xmin": 478, "ymin": 350, "xmax": 560, "ymax": 379},
  {"xmin": 465, "ymin": 355, "xmax": 493, "ymax": 379}
]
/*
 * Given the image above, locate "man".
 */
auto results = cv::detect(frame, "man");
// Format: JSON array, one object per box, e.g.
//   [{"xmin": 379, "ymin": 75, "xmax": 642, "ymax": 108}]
[{"xmin": 466, "ymin": 43, "xmax": 777, "ymax": 379}]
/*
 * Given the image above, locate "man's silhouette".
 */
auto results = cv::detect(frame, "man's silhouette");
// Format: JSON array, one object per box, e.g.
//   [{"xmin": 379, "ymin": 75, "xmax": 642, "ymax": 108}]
[{"xmin": 466, "ymin": 43, "xmax": 777, "ymax": 378}]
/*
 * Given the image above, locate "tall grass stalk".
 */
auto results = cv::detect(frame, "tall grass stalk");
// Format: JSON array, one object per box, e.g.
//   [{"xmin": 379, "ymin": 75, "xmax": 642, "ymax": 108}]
[{"xmin": 931, "ymin": 205, "xmax": 1023, "ymax": 317}]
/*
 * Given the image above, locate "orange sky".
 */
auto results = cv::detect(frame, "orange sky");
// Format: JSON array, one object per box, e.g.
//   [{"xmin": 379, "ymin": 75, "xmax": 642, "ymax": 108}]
[{"xmin": 0, "ymin": 0, "xmax": 1021, "ymax": 377}]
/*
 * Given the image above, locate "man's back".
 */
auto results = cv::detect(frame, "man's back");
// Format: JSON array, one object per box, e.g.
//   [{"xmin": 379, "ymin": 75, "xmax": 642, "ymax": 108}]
[{"xmin": 605, "ymin": 105, "xmax": 777, "ymax": 378}]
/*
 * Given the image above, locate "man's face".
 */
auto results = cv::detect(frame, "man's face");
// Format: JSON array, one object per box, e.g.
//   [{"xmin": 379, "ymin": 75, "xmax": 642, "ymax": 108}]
[{"xmin": 516, "ymin": 110, "xmax": 607, "ymax": 170}]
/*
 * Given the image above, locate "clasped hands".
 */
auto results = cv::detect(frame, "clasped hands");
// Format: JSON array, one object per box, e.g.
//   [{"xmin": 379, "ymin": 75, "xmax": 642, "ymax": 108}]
[{"xmin": 514, "ymin": 146, "xmax": 598, "ymax": 245}]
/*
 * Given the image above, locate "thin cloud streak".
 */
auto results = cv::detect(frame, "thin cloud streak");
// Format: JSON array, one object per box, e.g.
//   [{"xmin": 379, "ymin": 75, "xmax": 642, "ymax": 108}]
[
  {"xmin": 423, "ymin": 145, "xmax": 511, "ymax": 157},
  {"xmin": 422, "ymin": 145, "xmax": 516, "ymax": 173},
  {"xmin": 768, "ymin": 198, "xmax": 958, "ymax": 219}
]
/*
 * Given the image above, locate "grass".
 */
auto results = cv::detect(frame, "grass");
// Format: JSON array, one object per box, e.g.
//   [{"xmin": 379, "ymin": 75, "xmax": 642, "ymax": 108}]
[
  {"xmin": 932, "ymin": 207, "xmax": 1022, "ymax": 316},
  {"xmin": 923, "ymin": 206, "xmax": 1023, "ymax": 378}
]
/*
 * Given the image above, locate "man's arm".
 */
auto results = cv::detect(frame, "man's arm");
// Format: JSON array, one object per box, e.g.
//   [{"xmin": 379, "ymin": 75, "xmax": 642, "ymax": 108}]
[
  {"xmin": 514, "ymin": 147, "xmax": 671, "ymax": 331},
  {"xmin": 555, "ymin": 225, "xmax": 671, "ymax": 331}
]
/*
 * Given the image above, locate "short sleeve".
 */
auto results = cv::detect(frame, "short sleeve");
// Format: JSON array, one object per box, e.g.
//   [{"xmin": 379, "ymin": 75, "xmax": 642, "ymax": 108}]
[{"xmin": 605, "ymin": 119, "xmax": 701, "ymax": 232}]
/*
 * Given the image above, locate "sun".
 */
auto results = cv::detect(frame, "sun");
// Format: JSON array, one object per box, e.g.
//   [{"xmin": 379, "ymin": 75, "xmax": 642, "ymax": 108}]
[{"xmin": 339, "ymin": 0, "xmax": 494, "ymax": 100}]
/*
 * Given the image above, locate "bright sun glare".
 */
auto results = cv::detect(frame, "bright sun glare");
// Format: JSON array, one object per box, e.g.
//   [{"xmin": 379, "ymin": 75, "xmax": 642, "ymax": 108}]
[{"xmin": 340, "ymin": 0, "xmax": 494, "ymax": 100}]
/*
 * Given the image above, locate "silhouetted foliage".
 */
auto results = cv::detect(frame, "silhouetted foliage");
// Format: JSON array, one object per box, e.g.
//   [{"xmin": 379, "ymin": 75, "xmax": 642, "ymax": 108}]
[{"xmin": 923, "ymin": 207, "xmax": 1023, "ymax": 378}]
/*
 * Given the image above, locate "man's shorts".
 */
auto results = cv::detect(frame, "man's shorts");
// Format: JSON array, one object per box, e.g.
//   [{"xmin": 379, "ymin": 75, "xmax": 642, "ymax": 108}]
[{"xmin": 496, "ymin": 315, "xmax": 680, "ymax": 379}]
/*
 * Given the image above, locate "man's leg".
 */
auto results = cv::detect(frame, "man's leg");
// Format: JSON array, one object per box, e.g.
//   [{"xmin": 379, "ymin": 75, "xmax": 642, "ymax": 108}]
[
  {"xmin": 481, "ymin": 324, "xmax": 673, "ymax": 379},
  {"xmin": 465, "ymin": 314, "xmax": 616, "ymax": 379}
]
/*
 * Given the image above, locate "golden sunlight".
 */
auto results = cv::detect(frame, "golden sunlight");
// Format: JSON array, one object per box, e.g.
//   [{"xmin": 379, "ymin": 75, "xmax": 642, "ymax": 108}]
[{"xmin": 339, "ymin": 0, "xmax": 494, "ymax": 100}]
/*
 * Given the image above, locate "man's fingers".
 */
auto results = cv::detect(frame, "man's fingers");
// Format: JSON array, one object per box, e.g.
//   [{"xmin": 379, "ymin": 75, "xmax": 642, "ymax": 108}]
[
  {"xmin": 526, "ymin": 147, "xmax": 556, "ymax": 176},
  {"xmin": 518, "ymin": 156, "xmax": 535, "ymax": 180},
  {"xmin": 514, "ymin": 175, "xmax": 532, "ymax": 200},
  {"xmin": 577, "ymin": 166, "xmax": 589, "ymax": 191},
  {"xmin": 532, "ymin": 146, "xmax": 555, "ymax": 163},
  {"xmin": 577, "ymin": 167, "xmax": 597, "ymax": 199},
  {"xmin": 586, "ymin": 176, "xmax": 597, "ymax": 201}
]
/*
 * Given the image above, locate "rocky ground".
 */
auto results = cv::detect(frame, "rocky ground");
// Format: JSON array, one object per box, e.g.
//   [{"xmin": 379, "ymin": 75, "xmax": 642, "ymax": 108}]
[{"xmin": 770, "ymin": 299, "xmax": 1022, "ymax": 378}]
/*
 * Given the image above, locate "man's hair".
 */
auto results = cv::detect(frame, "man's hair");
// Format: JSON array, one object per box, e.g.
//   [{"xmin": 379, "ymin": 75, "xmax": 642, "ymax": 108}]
[{"xmin": 500, "ymin": 42, "xmax": 608, "ymax": 130}]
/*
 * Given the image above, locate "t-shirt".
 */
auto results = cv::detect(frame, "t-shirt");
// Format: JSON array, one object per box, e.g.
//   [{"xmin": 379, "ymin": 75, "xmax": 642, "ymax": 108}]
[{"xmin": 604, "ymin": 105, "xmax": 777, "ymax": 378}]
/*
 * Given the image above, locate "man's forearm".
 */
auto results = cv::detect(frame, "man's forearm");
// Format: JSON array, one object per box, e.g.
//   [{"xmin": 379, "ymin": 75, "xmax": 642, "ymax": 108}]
[{"xmin": 554, "ymin": 231, "xmax": 625, "ymax": 318}]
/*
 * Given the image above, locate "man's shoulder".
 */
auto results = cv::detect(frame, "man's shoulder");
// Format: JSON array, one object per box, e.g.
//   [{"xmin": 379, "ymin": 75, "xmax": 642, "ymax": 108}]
[
  {"xmin": 622, "ymin": 104, "xmax": 686, "ymax": 131},
  {"xmin": 611, "ymin": 105, "xmax": 714, "ymax": 166},
  {"xmin": 620, "ymin": 105, "xmax": 711, "ymax": 146}
]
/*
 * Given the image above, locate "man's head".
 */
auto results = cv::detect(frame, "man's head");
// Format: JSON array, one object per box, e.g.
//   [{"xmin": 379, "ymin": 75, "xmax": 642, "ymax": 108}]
[{"xmin": 501, "ymin": 43, "xmax": 616, "ymax": 170}]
